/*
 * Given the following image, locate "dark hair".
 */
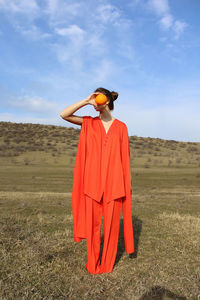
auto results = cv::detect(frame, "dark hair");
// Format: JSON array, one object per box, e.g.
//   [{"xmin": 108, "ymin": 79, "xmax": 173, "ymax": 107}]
[{"xmin": 94, "ymin": 87, "xmax": 118, "ymax": 111}]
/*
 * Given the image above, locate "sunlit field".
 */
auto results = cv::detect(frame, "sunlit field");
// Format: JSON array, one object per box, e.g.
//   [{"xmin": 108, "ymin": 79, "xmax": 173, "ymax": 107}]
[{"xmin": 0, "ymin": 121, "xmax": 199, "ymax": 299}]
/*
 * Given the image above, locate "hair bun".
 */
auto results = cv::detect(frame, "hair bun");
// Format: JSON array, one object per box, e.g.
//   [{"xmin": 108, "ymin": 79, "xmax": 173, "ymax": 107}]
[{"xmin": 111, "ymin": 91, "xmax": 118, "ymax": 101}]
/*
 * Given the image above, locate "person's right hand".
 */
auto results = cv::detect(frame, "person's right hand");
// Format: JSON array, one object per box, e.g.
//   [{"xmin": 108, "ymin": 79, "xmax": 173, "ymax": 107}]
[{"xmin": 85, "ymin": 92, "xmax": 101, "ymax": 108}]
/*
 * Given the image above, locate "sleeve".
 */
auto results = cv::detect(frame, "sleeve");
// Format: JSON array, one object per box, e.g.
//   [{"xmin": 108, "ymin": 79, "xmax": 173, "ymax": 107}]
[
  {"xmin": 81, "ymin": 116, "xmax": 91, "ymax": 127},
  {"xmin": 72, "ymin": 115, "xmax": 91, "ymax": 242},
  {"xmin": 121, "ymin": 124, "xmax": 135, "ymax": 254}
]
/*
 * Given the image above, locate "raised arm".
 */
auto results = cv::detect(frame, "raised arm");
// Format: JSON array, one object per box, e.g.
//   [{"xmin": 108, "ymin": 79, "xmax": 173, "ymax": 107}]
[{"xmin": 60, "ymin": 92, "xmax": 100, "ymax": 125}]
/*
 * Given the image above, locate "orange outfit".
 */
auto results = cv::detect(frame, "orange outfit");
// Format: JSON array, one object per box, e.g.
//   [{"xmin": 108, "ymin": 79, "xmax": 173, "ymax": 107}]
[{"xmin": 72, "ymin": 116, "xmax": 134, "ymax": 274}]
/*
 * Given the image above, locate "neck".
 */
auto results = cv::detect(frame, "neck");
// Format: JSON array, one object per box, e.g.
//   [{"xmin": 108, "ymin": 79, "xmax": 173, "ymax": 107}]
[{"xmin": 99, "ymin": 107, "xmax": 112, "ymax": 121}]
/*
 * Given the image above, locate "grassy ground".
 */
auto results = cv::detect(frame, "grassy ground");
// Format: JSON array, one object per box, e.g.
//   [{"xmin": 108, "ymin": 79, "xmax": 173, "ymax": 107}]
[{"xmin": 0, "ymin": 121, "xmax": 200, "ymax": 299}]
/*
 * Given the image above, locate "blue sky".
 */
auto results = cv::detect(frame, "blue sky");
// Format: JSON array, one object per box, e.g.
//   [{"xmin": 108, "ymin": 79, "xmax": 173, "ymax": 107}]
[{"xmin": 0, "ymin": 0, "xmax": 200, "ymax": 142}]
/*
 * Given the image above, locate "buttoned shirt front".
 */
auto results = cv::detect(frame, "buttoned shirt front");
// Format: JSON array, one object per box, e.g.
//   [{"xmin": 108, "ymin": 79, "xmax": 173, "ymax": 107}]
[{"xmin": 83, "ymin": 116, "xmax": 129, "ymax": 203}]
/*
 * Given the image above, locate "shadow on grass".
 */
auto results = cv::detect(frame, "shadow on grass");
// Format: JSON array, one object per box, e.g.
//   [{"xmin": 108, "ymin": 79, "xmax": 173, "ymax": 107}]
[
  {"xmin": 99, "ymin": 215, "xmax": 141, "ymax": 267},
  {"xmin": 139, "ymin": 285, "xmax": 188, "ymax": 300}
]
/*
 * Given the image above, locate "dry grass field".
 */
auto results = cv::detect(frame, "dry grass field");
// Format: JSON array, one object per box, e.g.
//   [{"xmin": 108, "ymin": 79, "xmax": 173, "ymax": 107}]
[{"xmin": 0, "ymin": 121, "xmax": 199, "ymax": 300}]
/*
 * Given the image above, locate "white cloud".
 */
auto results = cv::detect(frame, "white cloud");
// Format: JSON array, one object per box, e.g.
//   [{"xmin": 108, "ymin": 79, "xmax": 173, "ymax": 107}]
[
  {"xmin": 148, "ymin": 0, "xmax": 169, "ymax": 16},
  {"xmin": 160, "ymin": 14, "xmax": 173, "ymax": 29},
  {"xmin": 51, "ymin": 22, "xmax": 108, "ymax": 68},
  {"xmin": 0, "ymin": 112, "xmax": 64, "ymax": 126},
  {"xmin": 44, "ymin": 0, "xmax": 83, "ymax": 27},
  {"xmin": 53, "ymin": 25, "xmax": 86, "ymax": 66},
  {"xmin": 7, "ymin": 96, "xmax": 59, "ymax": 114},
  {"xmin": 55, "ymin": 24, "xmax": 85, "ymax": 37},
  {"xmin": 173, "ymin": 20, "xmax": 188, "ymax": 39},
  {"xmin": 15, "ymin": 24, "xmax": 52, "ymax": 40},
  {"xmin": 0, "ymin": 0, "xmax": 39, "ymax": 14},
  {"xmin": 96, "ymin": 4, "xmax": 121, "ymax": 24},
  {"xmin": 2, "ymin": 79, "xmax": 200, "ymax": 142},
  {"xmin": 0, "ymin": 0, "xmax": 46, "ymax": 40},
  {"xmin": 86, "ymin": 33, "xmax": 106, "ymax": 56},
  {"xmin": 0, "ymin": 0, "xmax": 135, "ymax": 69},
  {"xmin": 45, "ymin": 0, "xmax": 58, "ymax": 15},
  {"xmin": 49, "ymin": 38, "xmax": 85, "ymax": 70},
  {"xmin": 118, "ymin": 100, "xmax": 200, "ymax": 142},
  {"xmin": 116, "ymin": 43, "xmax": 137, "ymax": 64},
  {"xmin": 90, "ymin": 58, "xmax": 115, "ymax": 83},
  {"xmin": 147, "ymin": 0, "xmax": 187, "ymax": 39},
  {"xmin": 2, "ymin": 96, "xmax": 200, "ymax": 141},
  {"xmin": 45, "ymin": 0, "xmax": 81, "ymax": 17}
]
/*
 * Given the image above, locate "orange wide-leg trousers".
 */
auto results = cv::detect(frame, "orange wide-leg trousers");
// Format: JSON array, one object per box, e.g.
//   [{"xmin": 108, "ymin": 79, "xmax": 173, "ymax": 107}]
[{"xmin": 85, "ymin": 193, "xmax": 122, "ymax": 275}]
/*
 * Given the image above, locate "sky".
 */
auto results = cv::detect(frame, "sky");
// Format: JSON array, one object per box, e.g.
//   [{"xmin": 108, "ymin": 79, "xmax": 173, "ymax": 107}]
[{"xmin": 0, "ymin": 0, "xmax": 200, "ymax": 142}]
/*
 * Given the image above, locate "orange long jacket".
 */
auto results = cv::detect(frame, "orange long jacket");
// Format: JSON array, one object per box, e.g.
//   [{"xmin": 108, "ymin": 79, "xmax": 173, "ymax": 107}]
[{"xmin": 72, "ymin": 116, "xmax": 134, "ymax": 254}]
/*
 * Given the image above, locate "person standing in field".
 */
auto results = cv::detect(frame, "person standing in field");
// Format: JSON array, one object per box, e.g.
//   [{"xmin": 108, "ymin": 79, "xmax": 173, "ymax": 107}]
[{"xmin": 60, "ymin": 87, "xmax": 135, "ymax": 275}]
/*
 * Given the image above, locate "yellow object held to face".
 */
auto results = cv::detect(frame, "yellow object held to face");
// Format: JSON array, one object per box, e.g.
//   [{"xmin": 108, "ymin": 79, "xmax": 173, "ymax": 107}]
[{"xmin": 95, "ymin": 94, "xmax": 107, "ymax": 105}]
